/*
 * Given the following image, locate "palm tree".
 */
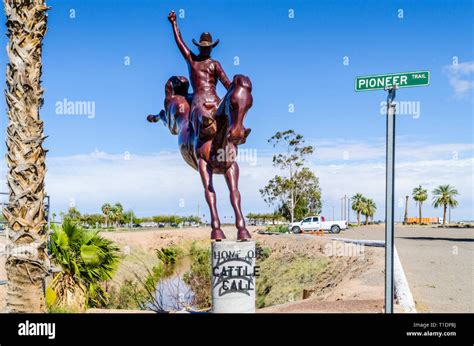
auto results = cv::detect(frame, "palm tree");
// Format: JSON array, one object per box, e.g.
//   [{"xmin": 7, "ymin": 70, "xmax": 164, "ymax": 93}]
[
  {"xmin": 361, "ymin": 198, "xmax": 369, "ymax": 225},
  {"xmin": 2, "ymin": 0, "xmax": 49, "ymax": 313},
  {"xmin": 363, "ymin": 198, "xmax": 377, "ymax": 225},
  {"xmin": 351, "ymin": 193, "xmax": 365, "ymax": 226},
  {"xmin": 101, "ymin": 203, "xmax": 111, "ymax": 227},
  {"xmin": 110, "ymin": 202, "xmax": 124, "ymax": 227},
  {"xmin": 412, "ymin": 185, "xmax": 428, "ymax": 224},
  {"xmin": 432, "ymin": 185, "xmax": 459, "ymax": 225},
  {"xmin": 48, "ymin": 220, "xmax": 120, "ymax": 310}
]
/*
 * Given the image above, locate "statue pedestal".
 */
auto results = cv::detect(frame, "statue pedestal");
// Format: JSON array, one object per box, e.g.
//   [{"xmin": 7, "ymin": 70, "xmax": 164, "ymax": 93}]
[{"xmin": 211, "ymin": 241, "xmax": 257, "ymax": 313}]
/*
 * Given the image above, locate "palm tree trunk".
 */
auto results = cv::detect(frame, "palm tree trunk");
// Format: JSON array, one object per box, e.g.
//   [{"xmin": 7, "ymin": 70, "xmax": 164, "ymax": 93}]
[
  {"xmin": 3, "ymin": 0, "xmax": 49, "ymax": 313},
  {"xmin": 365, "ymin": 214, "xmax": 369, "ymax": 225},
  {"xmin": 443, "ymin": 204, "xmax": 447, "ymax": 225},
  {"xmin": 357, "ymin": 211, "xmax": 360, "ymax": 226}
]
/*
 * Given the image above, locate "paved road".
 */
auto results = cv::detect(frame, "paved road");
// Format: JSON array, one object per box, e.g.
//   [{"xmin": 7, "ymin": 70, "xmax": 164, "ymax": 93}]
[{"xmin": 327, "ymin": 224, "xmax": 474, "ymax": 312}]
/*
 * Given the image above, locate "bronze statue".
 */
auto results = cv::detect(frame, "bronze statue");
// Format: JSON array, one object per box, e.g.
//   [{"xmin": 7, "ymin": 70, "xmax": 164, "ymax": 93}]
[{"xmin": 147, "ymin": 11, "xmax": 253, "ymax": 241}]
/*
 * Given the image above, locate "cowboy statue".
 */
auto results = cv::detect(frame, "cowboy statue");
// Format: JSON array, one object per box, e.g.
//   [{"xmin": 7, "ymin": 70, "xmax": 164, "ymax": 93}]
[{"xmin": 147, "ymin": 11, "xmax": 254, "ymax": 241}]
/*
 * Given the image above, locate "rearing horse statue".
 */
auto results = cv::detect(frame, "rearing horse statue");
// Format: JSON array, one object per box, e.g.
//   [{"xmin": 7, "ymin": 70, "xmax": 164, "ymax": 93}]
[{"xmin": 147, "ymin": 11, "xmax": 253, "ymax": 241}]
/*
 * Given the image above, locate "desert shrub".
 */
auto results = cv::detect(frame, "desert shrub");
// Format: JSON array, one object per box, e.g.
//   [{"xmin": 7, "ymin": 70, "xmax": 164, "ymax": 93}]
[
  {"xmin": 183, "ymin": 242, "xmax": 212, "ymax": 309},
  {"xmin": 265, "ymin": 224, "xmax": 288, "ymax": 233},
  {"xmin": 256, "ymin": 242, "xmax": 271, "ymax": 261},
  {"xmin": 156, "ymin": 245, "xmax": 183, "ymax": 265}
]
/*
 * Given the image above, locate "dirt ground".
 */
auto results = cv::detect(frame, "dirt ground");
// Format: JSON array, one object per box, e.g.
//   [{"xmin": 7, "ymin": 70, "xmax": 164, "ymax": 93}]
[
  {"xmin": 102, "ymin": 226, "xmax": 390, "ymax": 313},
  {"xmin": 0, "ymin": 225, "xmax": 395, "ymax": 313}
]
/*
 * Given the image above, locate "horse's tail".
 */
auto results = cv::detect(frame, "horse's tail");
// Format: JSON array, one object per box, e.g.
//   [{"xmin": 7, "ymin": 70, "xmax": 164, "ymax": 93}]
[
  {"xmin": 147, "ymin": 110, "xmax": 165, "ymax": 123},
  {"xmin": 165, "ymin": 76, "xmax": 190, "ymax": 99}
]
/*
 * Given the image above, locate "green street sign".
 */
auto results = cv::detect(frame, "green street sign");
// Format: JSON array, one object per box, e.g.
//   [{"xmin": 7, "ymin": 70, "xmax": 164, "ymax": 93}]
[{"xmin": 355, "ymin": 70, "xmax": 430, "ymax": 91}]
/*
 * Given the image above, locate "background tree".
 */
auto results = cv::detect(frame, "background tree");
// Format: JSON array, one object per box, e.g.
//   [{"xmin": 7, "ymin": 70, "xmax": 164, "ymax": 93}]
[
  {"xmin": 362, "ymin": 198, "xmax": 377, "ymax": 225},
  {"xmin": 432, "ymin": 185, "xmax": 459, "ymax": 225},
  {"xmin": 412, "ymin": 185, "xmax": 428, "ymax": 224},
  {"xmin": 351, "ymin": 193, "xmax": 365, "ymax": 226},
  {"xmin": 111, "ymin": 202, "xmax": 124, "ymax": 227},
  {"xmin": 64, "ymin": 207, "xmax": 81, "ymax": 221},
  {"xmin": 122, "ymin": 209, "xmax": 137, "ymax": 227},
  {"xmin": 260, "ymin": 130, "xmax": 321, "ymax": 222},
  {"xmin": 3, "ymin": 0, "xmax": 49, "ymax": 312},
  {"xmin": 81, "ymin": 213, "xmax": 105, "ymax": 229}
]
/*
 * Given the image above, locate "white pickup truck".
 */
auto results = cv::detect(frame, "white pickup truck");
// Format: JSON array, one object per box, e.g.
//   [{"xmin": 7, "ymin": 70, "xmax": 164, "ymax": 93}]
[{"xmin": 288, "ymin": 215, "xmax": 347, "ymax": 234}]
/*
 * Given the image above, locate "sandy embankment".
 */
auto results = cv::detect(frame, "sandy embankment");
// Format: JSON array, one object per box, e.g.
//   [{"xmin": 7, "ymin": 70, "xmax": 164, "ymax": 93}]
[
  {"xmin": 104, "ymin": 226, "xmax": 391, "ymax": 313},
  {"xmin": 0, "ymin": 226, "xmax": 393, "ymax": 313}
]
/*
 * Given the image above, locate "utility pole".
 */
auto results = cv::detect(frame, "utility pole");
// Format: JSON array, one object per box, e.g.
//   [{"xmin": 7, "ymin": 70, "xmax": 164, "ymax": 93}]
[
  {"xmin": 340, "ymin": 198, "xmax": 344, "ymax": 220},
  {"xmin": 344, "ymin": 194, "xmax": 347, "ymax": 221},
  {"xmin": 403, "ymin": 195, "xmax": 409, "ymax": 225},
  {"xmin": 347, "ymin": 196, "xmax": 350, "ymax": 224}
]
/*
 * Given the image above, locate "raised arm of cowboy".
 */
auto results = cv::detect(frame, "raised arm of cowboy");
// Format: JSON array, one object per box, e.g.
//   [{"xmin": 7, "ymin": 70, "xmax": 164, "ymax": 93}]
[{"xmin": 168, "ymin": 11, "xmax": 191, "ymax": 61}]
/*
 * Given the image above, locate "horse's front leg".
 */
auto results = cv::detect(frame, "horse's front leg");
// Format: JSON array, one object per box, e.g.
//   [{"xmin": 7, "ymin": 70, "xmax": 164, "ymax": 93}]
[
  {"xmin": 198, "ymin": 158, "xmax": 226, "ymax": 241},
  {"xmin": 224, "ymin": 162, "xmax": 251, "ymax": 241}
]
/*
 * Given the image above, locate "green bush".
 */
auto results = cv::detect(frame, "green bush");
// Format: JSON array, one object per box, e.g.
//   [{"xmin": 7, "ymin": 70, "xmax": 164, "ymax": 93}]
[
  {"xmin": 107, "ymin": 280, "xmax": 150, "ymax": 310},
  {"xmin": 183, "ymin": 242, "xmax": 212, "ymax": 309},
  {"xmin": 156, "ymin": 245, "xmax": 183, "ymax": 265},
  {"xmin": 255, "ymin": 242, "xmax": 271, "ymax": 261},
  {"xmin": 265, "ymin": 224, "xmax": 289, "ymax": 233}
]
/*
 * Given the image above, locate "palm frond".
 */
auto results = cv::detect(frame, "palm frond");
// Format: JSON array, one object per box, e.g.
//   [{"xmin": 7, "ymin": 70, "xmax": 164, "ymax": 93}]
[{"xmin": 49, "ymin": 221, "xmax": 120, "ymax": 309}]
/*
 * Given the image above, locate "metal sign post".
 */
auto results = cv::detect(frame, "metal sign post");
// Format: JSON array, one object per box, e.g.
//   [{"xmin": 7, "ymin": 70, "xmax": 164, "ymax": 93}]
[
  {"xmin": 384, "ymin": 86, "xmax": 397, "ymax": 313},
  {"xmin": 355, "ymin": 70, "xmax": 429, "ymax": 313}
]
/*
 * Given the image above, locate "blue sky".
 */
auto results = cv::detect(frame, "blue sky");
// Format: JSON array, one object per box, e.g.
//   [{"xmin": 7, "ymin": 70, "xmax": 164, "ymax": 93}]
[{"xmin": 0, "ymin": 0, "xmax": 472, "ymax": 221}]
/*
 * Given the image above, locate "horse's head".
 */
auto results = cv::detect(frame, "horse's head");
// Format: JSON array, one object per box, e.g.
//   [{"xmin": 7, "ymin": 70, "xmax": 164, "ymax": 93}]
[{"xmin": 226, "ymin": 74, "xmax": 253, "ymax": 145}]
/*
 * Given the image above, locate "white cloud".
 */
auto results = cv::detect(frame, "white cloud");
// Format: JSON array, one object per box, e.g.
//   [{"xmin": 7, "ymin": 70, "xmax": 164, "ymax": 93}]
[
  {"xmin": 444, "ymin": 61, "xmax": 474, "ymax": 99},
  {"xmin": 313, "ymin": 157, "xmax": 473, "ymax": 222},
  {"xmin": 308, "ymin": 137, "xmax": 473, "ymax": 163},
  {"xmin": 0, "ymin": 139, "xmax": 472, "ymax": 222}
]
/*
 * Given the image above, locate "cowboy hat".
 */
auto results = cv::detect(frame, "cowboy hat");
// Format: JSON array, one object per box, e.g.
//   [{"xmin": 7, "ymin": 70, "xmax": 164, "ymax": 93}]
[{"xmin": 192, "ymin": 32, "xmax": 219, "ymax": 48}]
